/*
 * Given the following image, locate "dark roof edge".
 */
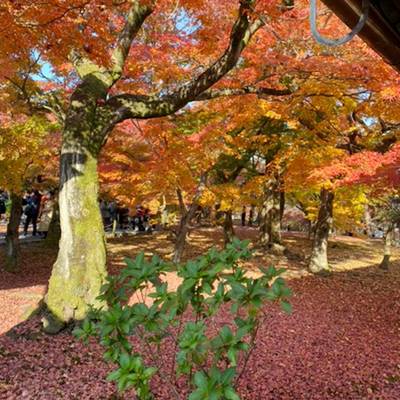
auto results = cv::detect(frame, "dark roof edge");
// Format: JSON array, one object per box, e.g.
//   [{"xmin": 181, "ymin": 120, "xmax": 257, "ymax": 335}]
[{"xmin": 321, "ymin": 0, "xmax": 400, "ymax": 72}]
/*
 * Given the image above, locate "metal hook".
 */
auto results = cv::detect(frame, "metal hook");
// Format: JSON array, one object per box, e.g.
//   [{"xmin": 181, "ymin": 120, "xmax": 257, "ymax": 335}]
[{"xmin": 310, "ymin": 0, "xmax": 370, "ymax": 47}]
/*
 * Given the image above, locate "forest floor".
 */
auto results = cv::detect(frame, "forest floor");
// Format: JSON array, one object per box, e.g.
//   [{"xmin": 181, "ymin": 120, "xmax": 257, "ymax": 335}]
[{"xmin": 0, "ymin": 227, "xmax": 399, "ymax": 399}]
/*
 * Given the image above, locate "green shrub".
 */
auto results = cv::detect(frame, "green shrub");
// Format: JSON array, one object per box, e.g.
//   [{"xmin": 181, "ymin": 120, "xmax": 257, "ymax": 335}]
[{"xmin": 74, "ymin": 238, "xmax": 292, "ymax": 399}]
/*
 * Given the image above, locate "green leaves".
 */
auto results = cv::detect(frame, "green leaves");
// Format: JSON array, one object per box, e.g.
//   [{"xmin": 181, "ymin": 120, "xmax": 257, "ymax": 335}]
[
  {"xmin": 189, "ymin": 368, "xmax": 239, "ymax": 400},
  {"xmin": 177, "ymin": 322, "xmax": 208, "ymax": 375},
  {"xmin": 75, "ymin": 239, "xmax": 292, "ymax": 399},
  {"xmin": 107, "ymin": 353, "xmax": 157, "ymax": 397}
]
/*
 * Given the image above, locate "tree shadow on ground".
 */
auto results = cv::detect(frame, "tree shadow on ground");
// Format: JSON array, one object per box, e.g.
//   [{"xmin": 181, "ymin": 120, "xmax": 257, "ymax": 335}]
[{"xmin": 1, "ymin": 227, "xmax": 399, "ymax": 335}]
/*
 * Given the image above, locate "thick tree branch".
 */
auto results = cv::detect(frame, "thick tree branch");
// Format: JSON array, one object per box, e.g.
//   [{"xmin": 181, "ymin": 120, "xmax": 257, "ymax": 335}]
[
  {"xmin": 105, "ymin": 0, "xmax": 266, "ymax": 120},
  {"xmin": 69, "ymin": 49, "xmax": 110, "ymax": 84},
  {"xmin": 163, "ymin": 3, "xmax": 264, "ymax": 108},
  {"xmin": 70, "ymin": 1, "xmax": 154, "ymax": 89},
  {"xmin": 110, "ymin": 0, "xmax": 155, "ymax": 82},
  {"xmin": 195, "ymin": 86, "xmax": 292, "ymax": 101}
]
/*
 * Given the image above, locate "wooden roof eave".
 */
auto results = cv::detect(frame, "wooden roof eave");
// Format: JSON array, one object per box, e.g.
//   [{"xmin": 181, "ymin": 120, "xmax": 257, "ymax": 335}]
[{"xmin": 320, "ymin": 0, "xmax": 400, "ymax": 73}]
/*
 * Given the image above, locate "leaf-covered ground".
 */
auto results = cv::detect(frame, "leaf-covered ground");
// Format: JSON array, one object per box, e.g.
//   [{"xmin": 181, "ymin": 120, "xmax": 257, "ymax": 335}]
[{"xmin": 0, "ymin": 228, "xmax": 399, "ymax": 399}]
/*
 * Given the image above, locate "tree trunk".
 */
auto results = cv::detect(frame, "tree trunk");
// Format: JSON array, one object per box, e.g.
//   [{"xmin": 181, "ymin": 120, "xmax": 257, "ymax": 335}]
[
  {"xmin": 4, "ymin": 193, "xmax": 22, "ymax": 273},
  {"xmin": 279, "ymin": 189, "xmax": 285, "ymax": 224},
  {"xmin": 45, "ymin": 119, "xmax": 107, "ymax": 329},
  {"xmin": 259, "ymin": 176, "xmax": 283, "ymax": 253},
  {"xmin": 379, "ymin": 223, "xmax": 393, "ymax": 270},
  {"xmin": 45, "ymin": 199, "xmax": 61, "ymax": 247},
  {"xmin": 173, "ymin": 212, "xmax": 190, "ymax": 264},
  {"xmin": 173, "ymin": 174, "xmax": 207, "ymax": 263},
  {"xmin": 223, "ymin": 210, "xmax": 235, "ymax": 245},
  {"xmin": 307, "ymin": 220, "xmax": 315, "ymax": 240},
  {"xmin": 364, "ymin": 204, "xmax": 373, "ymax": 238},
  {"xmin": 308, "ymin": 188, "xmax": 334, "ymax": 274}
]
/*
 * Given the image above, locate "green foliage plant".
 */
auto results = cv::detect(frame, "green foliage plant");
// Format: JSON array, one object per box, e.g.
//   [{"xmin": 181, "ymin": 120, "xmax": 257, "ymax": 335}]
[{"xmin": 74, "ymin": 239, "xmax": 292, "ymax": 399}]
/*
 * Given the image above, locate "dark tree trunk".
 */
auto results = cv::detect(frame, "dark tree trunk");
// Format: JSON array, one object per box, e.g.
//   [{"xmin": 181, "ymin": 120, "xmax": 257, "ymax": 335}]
[
  {"xmin": 279, "ymin": 189, "xmax": 285, "ymax": 224},
  {"xmin": 379, "ymin": 223, "xmax": 393, "ymax": 270},
  {"xmin": 308, "ymin": 188, "xmax": 334, "ymax": 273},
  {"xmin": 259, "ymin": 175, "xmax": 284, "ymax": 253},
  {"xmin": 173, "ymin": 174, "xmax": 207, "ymax": 263},
  {"xmin": 223, "ymin": 210, "xmax": 235, "ymax": 245},
  {"xmin": 4, "ymin": 193, "xmax": 23, "ymax": 273},
  {"xmin": 307, "ymin": 220, "xmax": 315, "ymax": 240},
  {"xmin": 173, "ymin": 213, "xmax": 190, "ymax": 264}
]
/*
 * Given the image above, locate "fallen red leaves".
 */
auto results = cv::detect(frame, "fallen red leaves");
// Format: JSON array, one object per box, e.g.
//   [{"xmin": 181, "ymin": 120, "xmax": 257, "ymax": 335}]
[{"xmin": 0, "ymin": 233, "xmax": 399, "ymax": 399}]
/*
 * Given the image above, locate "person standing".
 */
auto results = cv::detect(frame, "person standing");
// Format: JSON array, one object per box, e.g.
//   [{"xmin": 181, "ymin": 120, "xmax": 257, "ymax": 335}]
[
  {"xmin": 0, "ymin": 192, "xmax": 6, "ymax": 223},
  {"xmin": 38, "ymin": 191, "xmax": 55, "ymax": 238},
  {"xmin": 24, "ymin": 190, "xmax": 41, "ymax": 236},
  {"xmin": 241, "ymin": 206, "xmax": 246, "ymax": 227},
  {"xmin": 249, "ymin": 206, "xmax": 254, "ymax": 226}
]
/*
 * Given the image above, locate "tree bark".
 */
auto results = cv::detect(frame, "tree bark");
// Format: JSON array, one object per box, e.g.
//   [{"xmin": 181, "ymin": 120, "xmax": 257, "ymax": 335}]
[
  {"xmin": 379, "ymin": 223, "xmax": 394, "ymax": 270},
  {"xmin": 45, "ymin": 198, "xmax": 61, "ymax": 247},
  {"xmin": 259, "ymin": 175, "xmax": 283, "ymax": 253},
  {"xmin": 4, "ymin": 193, "xmax": 22, "ymax": 273},
  {"xmin": 308, "ymin": 188, "xmax": 334, "ymax": 274},
  {"xmin": 364, "ymin": 204, "xmax": 373, "ymax": 238},
  {"xmin": 279, "ymin": 190, "xmax": 285, "ymax": 224},
  {"xmin": 173, "ymin": 175, "xmax": 207, "ymax": 263},
  {"xmin": 45, "ymin": 100, "xmax": 108, "ymax": 329},
  {"xmin": 223, "ymin": 210, "xmax": 235, "ymax": 245}
]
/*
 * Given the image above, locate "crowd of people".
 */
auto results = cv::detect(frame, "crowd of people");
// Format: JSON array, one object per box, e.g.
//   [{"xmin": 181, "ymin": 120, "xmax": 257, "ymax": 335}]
[
  {"xmin": 0, "ymin": 189, "xmax": 56, "ymax": 238},
  {"xmin": 99, "ymin": 200, "xmax": 154, "ymax": 233},
  {"xmin": 22, "ymin": 190, "xmax": 56, "ymax": 238}
]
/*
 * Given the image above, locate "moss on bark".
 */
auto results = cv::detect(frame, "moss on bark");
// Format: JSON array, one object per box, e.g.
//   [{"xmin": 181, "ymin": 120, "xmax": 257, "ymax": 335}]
[{"xmin": 45, "ymin": 147, "xmax": 107, "ymax": 327}]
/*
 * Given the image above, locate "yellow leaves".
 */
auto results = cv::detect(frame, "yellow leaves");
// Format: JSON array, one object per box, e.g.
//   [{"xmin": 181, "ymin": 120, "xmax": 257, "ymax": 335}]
[
  {"xmin": 333, "ymin": 186, "xmax": 368, "ymax": 231},
  {"xmin": 342, "ymin": 97, "xmax": 357, "ymax": 112},
  {"xmin": 0, "ymin": 115, "xmax": 58, "ymax": 192},
  {"xmin": 286, "ymin": 120, "xmax": 299, "ymax": 130},
  {"xmin": 203, "ymin": 184, "xmax": 242, "ymax": 211},
  {"xmin": 199, "ymin": 188, "xmax": 216, "ymax": 207},
  {"xmin": 145, "ymin": 198, "xmax": 160, "ymax": 214},
  {"xmin": 265, "ymin": 110, "xmax": 282, "ymax": 120}
]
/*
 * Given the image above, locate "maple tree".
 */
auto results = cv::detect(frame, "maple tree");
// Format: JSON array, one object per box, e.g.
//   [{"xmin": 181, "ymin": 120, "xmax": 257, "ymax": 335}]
[
  {"xmin": 2, "ymin": 0, "xmax": 296, "ymax": 330},
  {"xmin": 1, "ymin": 0, "xmax": 399, "ymax": 329}
]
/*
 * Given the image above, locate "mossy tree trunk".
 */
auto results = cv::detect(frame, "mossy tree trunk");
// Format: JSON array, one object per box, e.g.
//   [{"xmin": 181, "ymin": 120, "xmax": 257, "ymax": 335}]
[
  {"xmin": 4, "ymin": 193, "xmax": 22, "ymax": 272},
  {"xmin": 379, "ymin": 223, "xmax": 394, "ymax": 270},
  {"xmin": 45, "ymin": 198, "xmax": 61, "ymax": 247},
  {"xmin": 223, "ymin": 210, "xmax": 235, "ymax": 246},
  {"xmin": 308, "ymin": 188, "xmax": 334, "ymax": 274},
  {"xmin": 45, "ymin": 79, "xmax": 110, "ymax": 329},
  {"xmin": 173, "ymin": 187, "xmax": 189, "ymax": 264}
]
